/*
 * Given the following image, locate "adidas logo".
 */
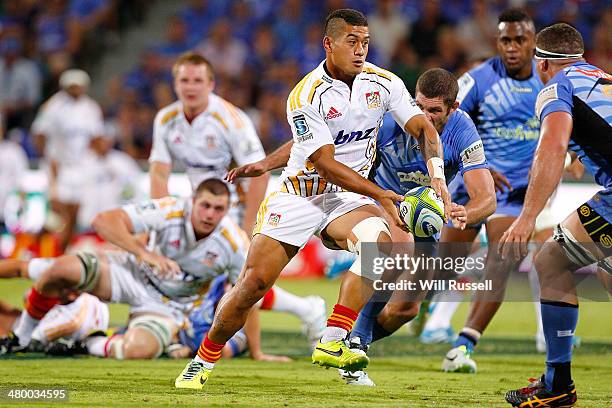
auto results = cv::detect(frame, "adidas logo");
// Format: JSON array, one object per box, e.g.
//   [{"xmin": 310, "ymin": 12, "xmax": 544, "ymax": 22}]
[{"xmin": 325, "ymin": 107, "xmax": 342, "ymax": 120}]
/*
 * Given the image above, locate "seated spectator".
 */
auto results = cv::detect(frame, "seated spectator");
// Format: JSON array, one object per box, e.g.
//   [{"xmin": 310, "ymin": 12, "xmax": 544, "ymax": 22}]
[
  {"xmin": 196, "ymin": 19, "xmax": 248, "ymax": 79},
  {"xmin": 152, "ymin": 16, "xmax": 193, "ymax": 70},
  {"xmin": 0, "ymin": 33, "xmax": 42, "ymax": 132},
  {"xmin": 367, "ymin": 0, "xmax": 410, "ymax": 67},
  {"xmin": 456, "ymin": 0, "xmax": 497, "ymax": 61}
]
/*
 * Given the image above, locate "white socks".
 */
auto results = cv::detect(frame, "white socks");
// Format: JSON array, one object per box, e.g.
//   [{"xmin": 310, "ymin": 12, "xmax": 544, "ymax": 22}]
[
  {"xmin": 266, "ymin": 286, "xmax": 313, "ymax": 320},
  {"xmin": 193, "ymin": 355, "xmax": 216, "ymax": 370},
  {"xmin": 321, "ymin": 326, "xmax": 347, "ymax": 343},
  {"xmin": 27, "ymin": 258, "xmax": 54, "ymax": 282},
  {"xmin": 425, "ymin": 298, "xmax": 462, "ymax": 331},
  {"xmin": 13, "ymin": 312, "xmax": 39, "ymax": 346},
  {"xmin": 86, "ymin": 336, "xmax": 108, "ymax": 357}
]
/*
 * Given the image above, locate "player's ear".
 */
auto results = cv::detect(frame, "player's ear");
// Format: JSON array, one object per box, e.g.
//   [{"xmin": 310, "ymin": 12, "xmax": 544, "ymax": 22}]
[
  {"xmin": 450, "ymin": 101, "xmax": 459, "ymax": 113},
  {"xmin": 323, "ymin": 36, "xmax": 333, "ymax": 53}
]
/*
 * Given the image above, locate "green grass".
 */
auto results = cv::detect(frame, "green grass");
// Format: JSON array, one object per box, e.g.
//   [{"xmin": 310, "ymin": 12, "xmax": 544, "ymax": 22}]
[{"xmin": 0, "ymin": 278, "xmax": 610, "ymax": 407}]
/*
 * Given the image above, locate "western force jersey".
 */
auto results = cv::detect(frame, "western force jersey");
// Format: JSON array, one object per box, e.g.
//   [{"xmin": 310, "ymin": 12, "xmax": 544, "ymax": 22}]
[
  {"xmin": 122, "ymin": 196, "xmax": 248, "ymax": 300},
  {"xmin": 374, "ymin": 110, "xmax": 488, "ymax": 194},
  {"xmin": 281, "ymin": 60, "xmax": 423, "ymax": 197},
  {"xmin": 457, "ymin": 57, "xmax": 543, "ymax": 187},
  {"xmin": 536, "ymin": 61, "xmax": 612, "ymax": 189},
  {"xmin": 149, "ymin": 94, "xmax": 266, "ymax": 192}
]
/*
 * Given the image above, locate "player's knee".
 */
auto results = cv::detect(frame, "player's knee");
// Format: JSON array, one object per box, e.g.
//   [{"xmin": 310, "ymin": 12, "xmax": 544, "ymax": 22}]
[
  {"xmin": 37, "ymin": 257, "xmax": 79, "ymax": 292},
  {"xmin": 125, "ymin": 315, "xmax": 174, "ymax": 359},
  {"xmin": 347, "ymin": 217, "xmax": 391, "ymax": 253},
  {"xmin": 240, "ymin": 268, "xmax": 272, "ymax": 300}
]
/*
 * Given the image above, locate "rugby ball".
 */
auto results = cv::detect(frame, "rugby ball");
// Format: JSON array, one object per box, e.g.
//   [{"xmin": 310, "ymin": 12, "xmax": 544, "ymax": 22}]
[{"xmin": 399, "ymin": 186, "xmax": 445, "ymax": 237}]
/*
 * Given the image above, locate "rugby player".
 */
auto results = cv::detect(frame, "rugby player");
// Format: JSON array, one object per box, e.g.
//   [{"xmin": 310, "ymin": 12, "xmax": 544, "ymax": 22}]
[
  {"xmin": 440, "ymin": 9, "xmax": 545, "ymax": 373},
  {"xmin": 149, "ymin": 52, "xmax": 268, "ymax": 234},
  {"xmin": 501, "ymin": 23, "xmax": 611, "ymax": 407},
  {"xmin": 175, "ymin": 8, "xmax": 450, "ymax": 389},
  {"xmin": 340, "ymin": 68, "xmax": 496, "ymax": 385}
]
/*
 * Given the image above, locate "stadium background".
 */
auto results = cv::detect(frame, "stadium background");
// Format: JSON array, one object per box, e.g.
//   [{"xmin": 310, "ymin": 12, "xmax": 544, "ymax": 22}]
[{"xmin": 0, "ymin": 1, "xmax": 610, "ymax": 407}]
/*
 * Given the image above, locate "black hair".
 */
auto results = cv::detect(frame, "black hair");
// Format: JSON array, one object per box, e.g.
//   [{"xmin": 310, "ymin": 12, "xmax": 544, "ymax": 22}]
[{"xmin": 324, "ymin": 9, "xmax": 367, "ymax": 38}]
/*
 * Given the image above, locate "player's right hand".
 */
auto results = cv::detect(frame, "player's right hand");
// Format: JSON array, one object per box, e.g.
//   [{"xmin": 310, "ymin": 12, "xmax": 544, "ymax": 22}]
[
  {"xmin": 430, "ymin": 178, "xmax": 451, "ymax": 222},
  {"xmin": 225, "ymin": 161, "xmax": 267, "ymax": 183},
  {"xmin": 139, "ymin": 251, "xmax": 181, "ymax": 279},
  {"xmin": 377, "ymin": 190, "xmax": 406, "ymax": 230},
  {"xmin": 490, "ymin": 168, "xmax": 512, "ymax": 193}
]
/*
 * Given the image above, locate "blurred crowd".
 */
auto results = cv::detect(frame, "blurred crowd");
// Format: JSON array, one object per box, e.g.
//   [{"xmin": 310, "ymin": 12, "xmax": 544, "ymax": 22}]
[{"xmin": 1, "ymin": 0, "xmax": 611, "ymax": 160}]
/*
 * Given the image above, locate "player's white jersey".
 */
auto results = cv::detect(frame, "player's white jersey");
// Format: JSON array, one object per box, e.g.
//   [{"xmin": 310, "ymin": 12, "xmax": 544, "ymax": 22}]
[
  {"xmin": 122, "ymin": 196, "xmax": 248, "ymax": 300},
  {"xmin": 149, "ymin": 94, "xmax": 266, "ymax": 192},
  {"xmin": 31, "ymin": 293, "xmax": 109, "ymax": 345},
  {"xmin": 281, "ymin": 60, "xmax": 422, "ymax": 197},
  {"xmin": 31, "ymin": 90, "xmax": 103, "ymax": 165}
]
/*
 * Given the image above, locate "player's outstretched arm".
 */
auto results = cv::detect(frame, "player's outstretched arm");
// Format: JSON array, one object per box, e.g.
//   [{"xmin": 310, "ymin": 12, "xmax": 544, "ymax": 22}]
[
  {"xmin": 461, "ymin": 168, "xmax": 496, "ymax": 226},
  {"xmin": 403, "ymin": 114, "xmax": 451, "ymax": 220},
  {"xmin": 309, "ymin": 144, "xmax": 404, "ymax": 228},
  {"xmin": 92, "ymin": 208, "xmax": 179, "ymax": 275},
  {"xmin": 226, "ymin": 141, "xmax": 294, "ymax": 183},
  {"xmin": 499, "ymin": 111, "xmax": 572, "ymax": 260}
]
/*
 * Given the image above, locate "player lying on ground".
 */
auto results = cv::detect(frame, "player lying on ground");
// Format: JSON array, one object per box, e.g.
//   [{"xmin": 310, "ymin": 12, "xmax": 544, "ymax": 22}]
[
  {"xmin": 174, "ymin": 8, "xmax": 451, "ymax": 390},
  {"xmin": 499, "ymin": 23, "xmax": 612, "ymax": 408},
  {"xmin": 0, "ymin": 180, "xmax": 320, "ymax": 359}
]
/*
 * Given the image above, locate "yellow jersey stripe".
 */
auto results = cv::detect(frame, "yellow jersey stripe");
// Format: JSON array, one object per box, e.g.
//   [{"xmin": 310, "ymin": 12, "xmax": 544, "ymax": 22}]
[
  {"xmin": 165, "ymin": 210, "xmax": 184, "ymax": 220},
  {"xmin": 364, "ymin": 67, "xmax": 392, "ymax": 81},
  {"xmin": 221, "ymin": 100, "xmax": 245, "ymax": 128},
  {"xmin": 289, "ymin": 71, "xmax": 315, "ymax": 111},
  {"xmin": 160, "ymin": 109, "xmax": 179, "ymax": 125},
  {"xmin": 220, "ymin": 228, "xmax": 239, "ymax": 252},
  {"xmin": 307, "ymin": 79, "xmax": 324, "ymax": 104},
  {"xmin": 211, "ymin": 112, "xmax": 229, "ymax": 130}
]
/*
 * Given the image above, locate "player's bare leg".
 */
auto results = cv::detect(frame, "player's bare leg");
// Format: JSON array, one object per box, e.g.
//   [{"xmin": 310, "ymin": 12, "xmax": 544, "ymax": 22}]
[
  {"xmin": 506, "ymin": 211, "xmax": 607, "ymax": 407},
  {"xmin": 50, "ymin": 199, "xmax": 79, "ymax": 253}
]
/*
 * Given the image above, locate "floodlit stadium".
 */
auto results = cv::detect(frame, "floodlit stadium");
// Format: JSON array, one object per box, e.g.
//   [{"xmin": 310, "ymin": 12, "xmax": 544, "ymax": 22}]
[{"xmin": 0, "ymin": 1, "xmax": 610, "ymax": 407}]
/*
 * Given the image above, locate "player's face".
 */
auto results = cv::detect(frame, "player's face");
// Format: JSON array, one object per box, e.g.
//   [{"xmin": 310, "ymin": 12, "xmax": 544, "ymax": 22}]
[
  {"xmin": 191, "ymin": 191, "xmax": 229, "ymax": 237},
  {"xmin": 325, "ymin": 23, "xmax": 369, "ymax": 77},
  {"xmin": 415, "ymin": 92, "xmax": 457, "ymax": 134},
  {"xmin": 174, "ymin": 63, "xmax": 214, "ymax": 112},
  {"xmin": 497, "ymin": 21, "xmax": 535, "ymax": 77}
]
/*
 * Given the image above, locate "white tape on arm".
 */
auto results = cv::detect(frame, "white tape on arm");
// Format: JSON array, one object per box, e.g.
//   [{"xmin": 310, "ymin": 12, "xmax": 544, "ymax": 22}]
[{"xmin": 427, "ymin": 157, "xmax": 445, "ymax": 180}]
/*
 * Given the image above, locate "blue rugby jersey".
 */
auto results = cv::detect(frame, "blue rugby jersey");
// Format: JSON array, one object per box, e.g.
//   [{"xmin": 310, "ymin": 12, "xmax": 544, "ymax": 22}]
[
  {"xmin": 536, "ymin": 61, "xmax": 612, "ymax": 189},
  {"xmin": 373, "ymin": 110, "xmax": 488, "ymax": 195},
  {"xmin": 457, "ymin": 56, "xmax": 544, "ymax": 188}
]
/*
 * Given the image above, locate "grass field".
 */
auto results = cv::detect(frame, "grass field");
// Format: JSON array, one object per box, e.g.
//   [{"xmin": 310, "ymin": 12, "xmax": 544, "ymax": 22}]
[{"xmin": 0, "ymin": 278, "xmax": 610, "ymax": 407}]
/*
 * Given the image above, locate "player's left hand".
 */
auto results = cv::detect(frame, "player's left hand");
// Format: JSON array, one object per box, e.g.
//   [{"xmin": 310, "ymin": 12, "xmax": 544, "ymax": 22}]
[
  {"xmin": 225, "ymin": 161, "xmax": 267, "ymax": 183},
  {"xmin": 251, "ymin": 352, "xmax": 292, "ymax": 362},
  {"xmin": 450, "ymin": 203, "xmax": 467, "ymax": 230},
  {"xmin": 498, "ymin": 215, "xmax": 535, "ymax": 261},
  {"xmin": 430, "ymin": 177, "xmax": 451, "ymax": 222}
]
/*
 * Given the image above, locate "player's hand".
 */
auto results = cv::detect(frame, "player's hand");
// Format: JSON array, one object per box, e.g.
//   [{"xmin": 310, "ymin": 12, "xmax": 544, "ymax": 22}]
[
  {"xmin": 225, "ymin": 161, "xmax": 267, "ymax": 183},
  {"xmin": 430, "ymin": 177, "xmax": 451, "ymax": 222},
  {"xmin": 251, "ymin": 352, "xmax": 292, "ymax": 362},
  {"xmin": 490, "ymin": 168, "xmax": 512, "ymax": 193},
  {"xmin": 377, "ymin": 189, "xmax": 406, "ymax": 231},
  {"xmin": 498, "ymin": 215, "xmax": 535, "ymax": 261},
  {"xmin": 450, "ymin": 203, "xmax": 467, "ymax": 230},
  {"xmin": 138, "ymin": 251, "xmax": 181, "ymax": 278}
]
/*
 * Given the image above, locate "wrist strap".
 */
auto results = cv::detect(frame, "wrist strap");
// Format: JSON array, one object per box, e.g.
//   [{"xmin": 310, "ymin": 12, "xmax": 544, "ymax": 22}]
[{"xmin": 427, "ymin": 157, "xmax": 445, "ymax": 180}]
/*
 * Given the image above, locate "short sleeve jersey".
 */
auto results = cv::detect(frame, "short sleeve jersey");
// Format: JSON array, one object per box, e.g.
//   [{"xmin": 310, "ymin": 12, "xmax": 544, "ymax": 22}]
[
  {"xmin": 149, "ymin": 94, "xmax": 266, "ymax": 191},
  {"xmin": 536, "ymin": 61, "xmax": 612, "ymax": 189},
  {"xmin": 457, "ymin": 57, "xmax": 543, "ymax": 187},
  {"xmin": 374, "ymin": 110, "xmax": 488, "ymax": 194},
  {"xmin": 31, "ymin": 91, "xmax": 103, "ymax": 164},
  {"xmin": 122, "ymin": 197, "xmax": 248, "ymax": 300},
  {"xmin": 280, "ymin": 60, "xmax": 423, "ymax": 197}
]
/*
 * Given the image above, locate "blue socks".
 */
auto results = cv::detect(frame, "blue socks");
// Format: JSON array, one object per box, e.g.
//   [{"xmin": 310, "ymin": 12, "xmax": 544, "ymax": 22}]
[
  {"xmin": 351, "ymin": 299, "xmax": 386, "ymax": 346},
  {"xmin": 541, "ymin": 300, "xmax": 578, "ymax": 392}
]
